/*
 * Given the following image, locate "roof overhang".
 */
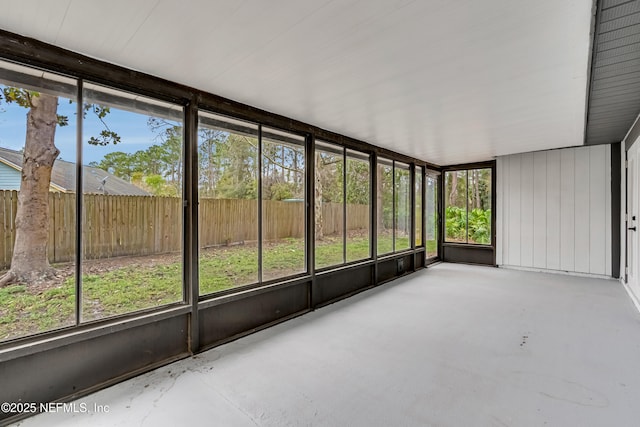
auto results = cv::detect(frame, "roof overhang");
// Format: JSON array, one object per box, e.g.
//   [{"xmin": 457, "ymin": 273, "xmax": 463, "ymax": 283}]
[{"xmin": 586, "ymin": 0, "xmax": 640, "ymax": 147}]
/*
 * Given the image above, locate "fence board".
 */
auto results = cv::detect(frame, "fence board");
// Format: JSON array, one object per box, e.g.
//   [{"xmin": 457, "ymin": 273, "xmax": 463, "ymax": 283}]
[{"xmin": 0, "ymin": 192, "xmax": 369, "ymax": 269}]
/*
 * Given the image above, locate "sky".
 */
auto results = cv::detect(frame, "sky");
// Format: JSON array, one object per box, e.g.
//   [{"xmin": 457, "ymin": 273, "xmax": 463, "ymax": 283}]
[{"xmin": 0, "ymin": 94, "xmax": 166, "ymax": 165}]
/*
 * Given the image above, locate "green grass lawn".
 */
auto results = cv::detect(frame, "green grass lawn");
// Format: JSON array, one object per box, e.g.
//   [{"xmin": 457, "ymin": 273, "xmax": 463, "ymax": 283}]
[
  {"xmin": 426, "ymin": 239, "xmax": 437, "ymax": 257},
  {"xmin": 0, "ymin": 234, "xmax": 427, "ymax": 342},
  {"xmin": 376, "ymin": 234, "xmax": 410, "ymax": 255}
]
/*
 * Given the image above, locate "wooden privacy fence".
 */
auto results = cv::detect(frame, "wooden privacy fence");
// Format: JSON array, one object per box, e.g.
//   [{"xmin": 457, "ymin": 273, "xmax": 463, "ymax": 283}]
[{"xmin": 0, "ymin": 191, "xmax": 369, "ymax": 269}]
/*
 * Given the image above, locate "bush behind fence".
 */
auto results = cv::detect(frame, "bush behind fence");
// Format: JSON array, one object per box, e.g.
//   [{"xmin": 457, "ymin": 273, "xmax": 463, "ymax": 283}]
[{"xmin": 0, "ymin": 191, "xmax": 369, "ymax": 269}]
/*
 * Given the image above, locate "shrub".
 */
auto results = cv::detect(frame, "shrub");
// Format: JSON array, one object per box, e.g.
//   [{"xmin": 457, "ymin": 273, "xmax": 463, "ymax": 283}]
[
  {"xmin": 469, "ymin": 208, "xmax": 491, "ymax": 244},
  {"xmin": 445, "ymin": 206, "xmax": 491, "ymax": 244},
  {"xmin": 445, "ymin": 206, "xmax": 467, "ymax": 241}
]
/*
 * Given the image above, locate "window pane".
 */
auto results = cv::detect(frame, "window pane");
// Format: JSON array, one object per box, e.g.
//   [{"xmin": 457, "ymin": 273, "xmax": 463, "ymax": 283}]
[
  {"xmin": 315, "ymin": 141, "xmax": 344, "ymax": 269},
  {"xmin": 395, "ymin": 163, "xmax": 411, "ymax": 251},
  {"xmin": 346, "ymin": 150, "xmax": 370, "ymax": 262},
  {"xmin": 262, "ymin": 127, "xmax": 305, "ymax": 281},
  {"xmin": 426, "ymin": 175, "xmax": 438, "ymax": 258},
  {"xmin": 198, "ymin": 112, "xmax": 259, "ymax": 294},
  {"xmin": 444, "ymin": 170, "xmax": 468, "ymax": 243},
  {"xmin": 467, "ymin": 168, "xmax": 492, "ymax": 244},
  {"xmin": 415, "ymin": 167, "xmax": 423, "ymax": 247},
  {"xmin": 0, "ymin": 60, "xmax": 77, "ymax": 341},
  {"xmin": 376, "ymin": 159, "xmax": 393, "ymax": 255},
  {"xmin": 82, "ymin": 83, "xmax": 183, "ymax": 322}
]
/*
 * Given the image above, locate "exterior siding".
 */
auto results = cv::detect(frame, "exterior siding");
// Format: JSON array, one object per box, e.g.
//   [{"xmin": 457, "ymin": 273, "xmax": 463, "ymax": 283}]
[
  {"xmin": 496, "ymin": 145, "xmax": 612, "ymax": 276},
  {"xmin": 0, "ymin": 162, "xmax": 21, "ymax": 190}
]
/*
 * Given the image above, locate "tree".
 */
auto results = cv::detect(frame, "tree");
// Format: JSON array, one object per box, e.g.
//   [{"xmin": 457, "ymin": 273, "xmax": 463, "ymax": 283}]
[
  {"xmin": 314, "ymin": 149, "xmax": 343, "ymax": 240},
  {"xmin": 0, "ymin": 87, "xmax": 116, "ymax": 287},
  {"xmin": 449, "ymin": 170, "xmax": 458, "ymax": 207},
  {"xmin": 198, "ymin": 128, "xmax": 226, "ymax": 197},
  {"xmin": 377, "ymin": 164, "xmax": 393, "ymax": 231},
  {"xmin": 261, "ymin": 141, "xmax": 304, "ymax": 201},
  {"xmin": 91, "ymin": 151, "xmax": 136, "ymax": 180},
  {"xmin": 89, "ymin": 120, "xmax": 185, "ymax": 197},
  {"xmin": 213, "ymin": 134, "xmax": 258, "ymax": 199},
  {"xmin": 0, "ymin": 90, "xmax": 60, "ymax": 286},
  {"xmin": 148, "ymin": 118, "xmax": 182, "ymax": 194},
  {"xmin": 345, "ymin": 158, "xmax": 369, "ymax": 205}
]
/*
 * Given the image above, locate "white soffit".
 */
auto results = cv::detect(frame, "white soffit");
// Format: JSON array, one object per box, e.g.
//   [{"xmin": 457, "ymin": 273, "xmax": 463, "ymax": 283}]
[{"xmin": 0, "ymin": 0, "xmax": 594, "ymax": 165}]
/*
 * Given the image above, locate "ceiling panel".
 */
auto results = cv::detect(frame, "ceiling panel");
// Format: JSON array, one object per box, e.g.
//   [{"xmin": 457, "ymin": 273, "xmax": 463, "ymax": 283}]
[{"xmin": 0, "ymin": 0, "xmax": 594, "ymax": 165}]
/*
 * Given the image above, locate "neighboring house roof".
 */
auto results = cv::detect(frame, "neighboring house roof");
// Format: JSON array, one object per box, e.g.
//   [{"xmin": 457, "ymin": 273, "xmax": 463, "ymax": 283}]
[{"xmin": 0, "ymin": 146, "xmax": 149, "ymax": 196}]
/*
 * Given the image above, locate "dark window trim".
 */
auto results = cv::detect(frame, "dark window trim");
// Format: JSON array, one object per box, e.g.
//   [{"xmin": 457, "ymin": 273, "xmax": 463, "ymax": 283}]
[
  {"xmin": 425, "ymin": 173, "xmax": 439, "ymax": 260},
  {"xmin": 0, "ymin": 303, "xmax": 191, "ymax": 359},
  {"xmin": 441, "ymin": 161, "xmax": 496, "ymax": 248},
  {"xmin": 313, "ymin": 141, "xmax": 373, "ymax": 271},
  {"xmin": 0, "ymin": 29, "xmax": 441, "ymax": 348}
]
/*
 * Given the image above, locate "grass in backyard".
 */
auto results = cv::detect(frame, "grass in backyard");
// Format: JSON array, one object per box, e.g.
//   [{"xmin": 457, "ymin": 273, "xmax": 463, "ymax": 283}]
[
  {"xmin": 82, "ymin": 263, "xmax": 183, "ymax": 321},
  {"xmin": 376, "ymin": 233, "xmax": 409, "ymax": 255},
  {"xmin": 0, "ymin": 281, "xmax": 75, "ymax": 341},
  {"xmin": 262, "ymin": 238, "xmax": 306, "ymax": 281},
  {"xmin": 346, "ymin": 236, "xmax": 371, "ymax": 262},
  {"xmin": 200, "ymin": 245, "xmax": 259, "ymax": 294},
  {"xmin": 426, "ymin": 239, "xmax": 437, "ymax": 257},
  {"xmin": 0, "ymin": 234, "xmax": 406, "ymax": 342}
]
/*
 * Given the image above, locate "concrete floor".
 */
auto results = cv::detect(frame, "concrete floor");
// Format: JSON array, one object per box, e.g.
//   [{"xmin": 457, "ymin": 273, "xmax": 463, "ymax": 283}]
[{"xmin": 14, "ymin": 263, "xmax": 640, "ymax": 427}]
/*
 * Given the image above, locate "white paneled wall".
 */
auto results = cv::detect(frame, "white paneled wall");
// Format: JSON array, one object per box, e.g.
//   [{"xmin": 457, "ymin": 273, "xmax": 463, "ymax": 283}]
[{"xmin": 497, "ymin": 145, "xmax": 611, "ymax": 276}]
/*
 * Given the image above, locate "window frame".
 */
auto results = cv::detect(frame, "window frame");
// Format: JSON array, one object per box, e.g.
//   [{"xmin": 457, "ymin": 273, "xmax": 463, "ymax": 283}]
[
  {"xmin": 425, "ymin": 169, "xmax": 440, "ymax": 260},
  {"xmin": 314, "ymin": 141, "xmax": 373, "ymax": 272},
  {"xmin": 0, "ymin": 43, "xmax": 440, "ymax": 350},
  {"xmin": 314, "ymin": 140, "xmax": 346, "ymax": 270},
  {"xmin": 376, "ymin": 158, "xmax": 415, "ymax": 257},
  {"xmin": 441, "ymin": 161, "xmax": 495, "ymax": 248}
]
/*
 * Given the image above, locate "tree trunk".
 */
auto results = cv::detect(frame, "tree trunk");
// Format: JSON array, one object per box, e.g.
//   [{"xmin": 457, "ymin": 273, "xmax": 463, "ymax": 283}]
[
  {"xmin": 0, "ymin": 93, "xmax": 59, "ymax": 287},
  {"xmin": 474, "ymin": 170, "xmax": 480, "ymax": 209},
  {"xmin": 449, "ymin": 171, "xmax": 458, "ymax": 206}
]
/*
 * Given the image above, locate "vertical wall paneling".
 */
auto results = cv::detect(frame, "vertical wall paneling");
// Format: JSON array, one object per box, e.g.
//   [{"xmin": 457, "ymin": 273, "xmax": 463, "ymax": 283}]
[
  {"xmin": 546, "ymin": 150, "xmax": 561, "ymax": 270},
  {"xmin": 520, "ymin": 153, "xmax": 534, "ymax": 267},
  {"xmin": 507, "ymin": 155, "xmax": 521, "ymax": 265},
  {"xmin": 605, "ymin": 147, "xmax": 612, "ymax": 276},
  {"xmin": 503, "ymin": 156, "xmax": 509, "ymax": 266},
  {"xmin": 574, "ymin": 148, "xmax": 590, "ymax": 274},
  {"xmin": 497, "ymin": 145, "xmax": 611, "ymax": 276},
  {"xmin": 588, "ymin": 146, "xmax": 607, "ymax": 275},
  {"xmin": 496, "ymin": 157, "xmax": 504, "ymax": 265},
  {"xmin": 560, "ymin": 149, "xmax": 576, "ymax": 272},
  {"xmin": 533, "ymin": 151, "xmax": 547, "ymax": 269}
]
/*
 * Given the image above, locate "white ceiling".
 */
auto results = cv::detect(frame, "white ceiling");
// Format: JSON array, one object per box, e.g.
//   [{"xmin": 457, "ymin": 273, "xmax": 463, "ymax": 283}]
[{"xmin": 0, "ymin": 0, "xmax": 594, "ymax": 165}]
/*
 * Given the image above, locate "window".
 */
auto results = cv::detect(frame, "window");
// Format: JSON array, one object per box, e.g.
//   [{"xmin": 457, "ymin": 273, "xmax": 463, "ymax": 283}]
[
  {"xmin": 261, "ymin": 127, "xmax": 306, "ymax": 281},
  {"xmin": 415, "ymin": 166, "xmax": 424, "ymax": 247},
  {"xmin": 196, "ymin": 118, "xmax": 308, "ymax": 294},
  {"xmin": 377, "ymin": 158, "xmax": 394, "ymax": 255},
  {"xmin": 0, "ymin": 60, "xmax": 78, "ymax": 341},
  {"xmin": 198, "ymin": 112, "xmax": 259, "ymax": 295},
  {"xmin": 82, "ymin": 83, "xmax": 184, "ymax": 321},
  {"xmin": 394, "ymin": 163, "xmax": 411, "ymax": 251},
  {"xmin": 444, "ymin": 168, "xmax": 492, "ymax": 245},
  {"xmin": 314, "ymin": 144, "xmax": 371, "ymax": 269},
  {"xmin": 425, "ymin": 173, "xmax": 438, "ymax": 258},
  {"xmin": 345, "ymin": 150, "xmax": 371, "ymax": 262},
  {"xmin": 315, "ymin": 141, "xmax": 344, "ymax": 269},
  {"xmin": 377, "ymin": 158, "xmax": 416, "ymax": 255},
  {"xmin": 0, "ymin": 62, "xmax": 189, "ymax": 339}
]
